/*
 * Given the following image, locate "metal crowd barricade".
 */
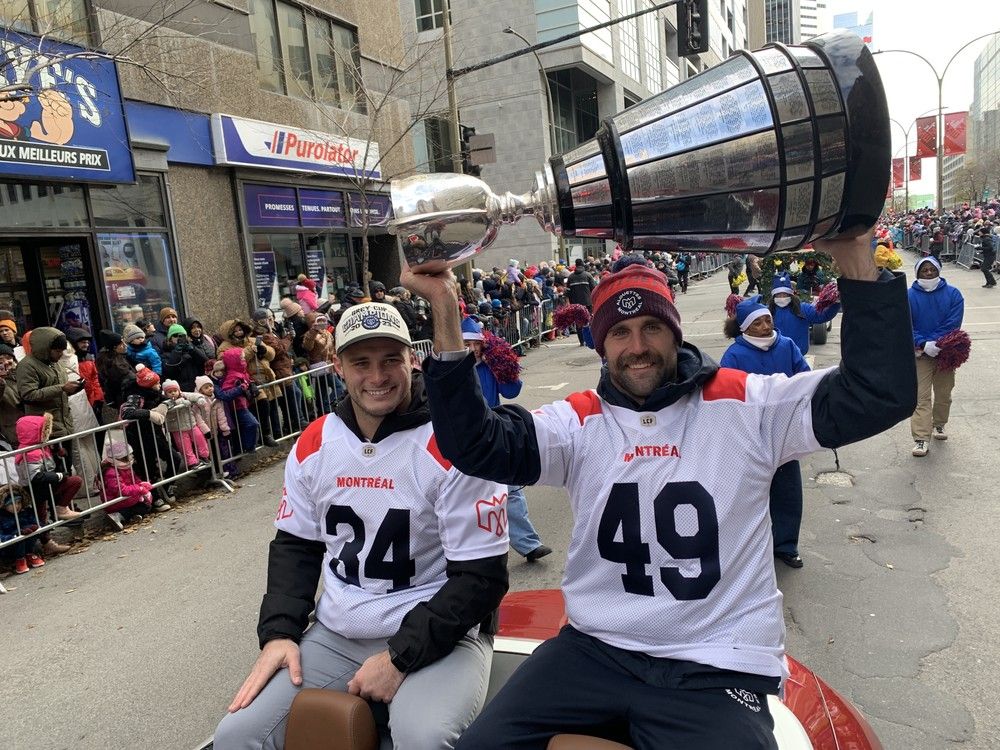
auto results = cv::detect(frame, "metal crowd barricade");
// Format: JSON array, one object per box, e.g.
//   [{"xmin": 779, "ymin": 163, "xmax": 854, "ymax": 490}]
[
  {"xmin": 411, "ymin": 339, "xmax": 434, "ymax": 360},
  {"xmin": 0, "ymin": 367, "xmax": 349, "ymax": 588}
]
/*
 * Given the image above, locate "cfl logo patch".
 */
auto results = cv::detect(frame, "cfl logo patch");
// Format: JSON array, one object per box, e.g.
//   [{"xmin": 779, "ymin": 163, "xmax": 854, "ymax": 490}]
[
  {"xmin": 362, "ymin": 445, "xmax": 376, "ymax": 457},
  {"xmin": 616, "ymin": 290, "xmax": 643, "ymax": 316}
]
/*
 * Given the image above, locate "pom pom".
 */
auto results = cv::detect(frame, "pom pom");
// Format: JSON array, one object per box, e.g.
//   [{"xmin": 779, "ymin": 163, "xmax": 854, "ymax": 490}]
[
  {"xmin": 935, "ymin": 329, "xmax": 971, "ymax": 372},
  {"xmin": 482, "ymin": 331, "xmax": 521, "ymax": 384},
  {"xmin": 813, "ymin": 281, "xmax": 841, "ymax": 314},
  {"xmin": 874, "ymin": 244, "xmax": 902, "ymax": 270},
  {"xmin": 553, "ymin": 304, "xmax": 591, "ymax": 329},
  {"xmin": 724, "ymin": 293, "xmax": 743, "ymax": 318}
]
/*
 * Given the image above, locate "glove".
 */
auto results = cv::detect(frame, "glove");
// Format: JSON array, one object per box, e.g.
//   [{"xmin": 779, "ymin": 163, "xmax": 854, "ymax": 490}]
[
  {"xmin": 140, "ymin": 482, "xmax": 153, "ymax": 493},
  {"xmin": 923, "ymin": 341, "xmax": 941, "ymax": 358},
  {"xmin": 54, "ymin": 472, "xmax": 64, "ymax": 482}
]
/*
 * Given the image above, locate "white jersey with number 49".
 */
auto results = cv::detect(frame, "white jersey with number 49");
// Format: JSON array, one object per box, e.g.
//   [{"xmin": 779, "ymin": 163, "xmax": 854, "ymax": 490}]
[
  {"xmin": 531, "ymin": 367, "xmax": 829, "ymax": 681},
  {"xmin": 276, "ymin": 414, "xmax": 509, "ymax": 640}
]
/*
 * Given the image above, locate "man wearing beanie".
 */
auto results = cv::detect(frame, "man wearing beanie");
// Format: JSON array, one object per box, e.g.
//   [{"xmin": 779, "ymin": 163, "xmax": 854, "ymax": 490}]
[
  {"xmin": 216, "ymin": 301, "xmax": 509, "ymax": 750},
  {"xmin": 0, "ymin": 317, "xmax": 17, "ymax": 351},
  {"xmin": 162, "ymin": 323, "xmax": 208, "ymax": 392},
  {"xmin": 566, "ymin": 259, "xmax": 597, "ymax": 345},
  {"xmin": 406, "ymin": 229, "xmax": 917, "ymax": 749}
]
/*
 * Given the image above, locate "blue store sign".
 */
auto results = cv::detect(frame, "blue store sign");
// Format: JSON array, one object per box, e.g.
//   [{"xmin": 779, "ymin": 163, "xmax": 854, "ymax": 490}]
[{"xmin": 0, "ymin": 30, "xmax": 135, "ymax": 183}]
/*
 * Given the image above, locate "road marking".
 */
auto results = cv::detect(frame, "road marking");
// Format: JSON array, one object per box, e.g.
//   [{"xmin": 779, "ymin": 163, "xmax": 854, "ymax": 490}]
[{"xmin": 534, "ymin": 382, "xmax": 568, "ymax": 390}]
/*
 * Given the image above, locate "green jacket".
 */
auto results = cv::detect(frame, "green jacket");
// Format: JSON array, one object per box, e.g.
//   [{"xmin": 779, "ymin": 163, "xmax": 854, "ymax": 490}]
[{"xmin": 14, "ymin": 327, "xmax": 73, "ymax": 438}]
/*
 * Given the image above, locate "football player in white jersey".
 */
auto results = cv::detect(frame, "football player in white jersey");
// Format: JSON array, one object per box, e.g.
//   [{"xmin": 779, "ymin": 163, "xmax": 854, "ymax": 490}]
[
  {"xmin": 403, "ymin": 230, "xmax": 916, "ymax": 750},
  {"xmin": 214, "ymin": 302, "xmax": 510, "ymax": 750}
]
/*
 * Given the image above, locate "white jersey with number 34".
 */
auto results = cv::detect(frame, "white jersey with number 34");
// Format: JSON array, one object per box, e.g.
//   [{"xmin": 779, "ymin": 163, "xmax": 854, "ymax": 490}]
[
  {"xmin": 530, "ymin": 367, "xmax": 829, "ymax": 681},
  {"xmin": 276, "ymin": 415, "xmax": 509, "ymax": 640}
]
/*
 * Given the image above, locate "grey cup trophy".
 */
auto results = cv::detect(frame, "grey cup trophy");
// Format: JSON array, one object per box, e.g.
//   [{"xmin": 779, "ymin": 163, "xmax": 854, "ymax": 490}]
[{"xmin": 389, "ymin": 30, "xmax": 890, "ymax": 271}]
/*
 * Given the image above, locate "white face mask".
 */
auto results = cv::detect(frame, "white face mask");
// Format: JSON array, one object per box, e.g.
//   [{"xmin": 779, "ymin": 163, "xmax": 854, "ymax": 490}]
[
  {"xmin": 773, "ymin": 297, "xmax": 792, "ymax": 308},
  {"xmin": 917, "ymin": 277, "xmax": 940, "ymax": 291},
  {"xmin": 744, "ymin": 332, "xmax": 777, "ymax": 350}
]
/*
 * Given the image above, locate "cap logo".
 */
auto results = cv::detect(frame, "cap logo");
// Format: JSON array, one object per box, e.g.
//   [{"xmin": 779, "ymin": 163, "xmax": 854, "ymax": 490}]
[
  {"xmin": 616, "ymin": 290, "xmax": 643, "ymax": 316},
  {"xmin": 361, "ymin": 311, "xmax": 381, "ymax": 330},
  {"xmin": 341, "ymin": 306, "xmax": 403, "ymax": 336}
]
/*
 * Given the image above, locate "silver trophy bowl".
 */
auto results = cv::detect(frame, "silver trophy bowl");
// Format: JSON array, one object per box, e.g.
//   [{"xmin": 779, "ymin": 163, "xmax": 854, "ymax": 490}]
[{"xmin": 389, "ymin": 30, "xmax": 889, "ymax": 270}]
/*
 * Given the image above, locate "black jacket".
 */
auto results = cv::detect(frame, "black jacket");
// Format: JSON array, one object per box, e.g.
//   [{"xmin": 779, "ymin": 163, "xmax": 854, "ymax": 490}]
[
  {"xmin": 257, "ymin": 374, "xmax": 509, "ymax": 673},
  {"xmin": 161, "ymin": 341, "xmax": 207, "ymax": 392},
  {"xmin": 422, "ymin": 272, "xmax": 917, "ymax": 487},
  {"xmin": 566, "ymin": 269, "xmax": 596, "ymax": 307}
]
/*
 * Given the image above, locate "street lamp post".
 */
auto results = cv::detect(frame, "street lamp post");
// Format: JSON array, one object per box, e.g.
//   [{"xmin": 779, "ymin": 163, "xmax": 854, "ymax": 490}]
[
  {"xmin": 502, "ymin": 25, "xmax": 566, "ymax": 263},
  {"xmin": 874, "ymin": 30, "xmax": 1000, "ymax": 213},
  {"xmin": 889, "ymin": 107, "xmax": 939, "ymax": 210}
]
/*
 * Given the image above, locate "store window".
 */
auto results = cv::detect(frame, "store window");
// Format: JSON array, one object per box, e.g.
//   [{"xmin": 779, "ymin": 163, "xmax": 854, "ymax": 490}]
[
  {"xmin": 0, "ymin": 0, "xmax": 93, "ymax": 46},
  {"xmin": 98, "ymin": 232, "xmax": 179, "ymax": 329},
  {"xmin": 90, "ymin": 174, "xmax": 166, "ymax": 228},
  {"xmin": 0, "ymin": 182, "xmax": 87, "ymax": 228},
  {"xmin": 249, "ymin": 0, "xmax": 365, "ymax": 112}
]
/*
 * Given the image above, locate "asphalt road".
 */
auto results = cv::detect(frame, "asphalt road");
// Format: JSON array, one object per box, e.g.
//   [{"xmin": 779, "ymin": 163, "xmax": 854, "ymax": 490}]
[{"xmin": 4, "ymin": 257, "xmax": 998, "ymax": 749}]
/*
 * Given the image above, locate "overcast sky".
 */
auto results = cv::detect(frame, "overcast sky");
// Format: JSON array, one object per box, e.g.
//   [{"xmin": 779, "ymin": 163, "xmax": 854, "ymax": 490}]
[{"xmin": 824, "ymin": 0, "xmax": 997, "ymax": 194}]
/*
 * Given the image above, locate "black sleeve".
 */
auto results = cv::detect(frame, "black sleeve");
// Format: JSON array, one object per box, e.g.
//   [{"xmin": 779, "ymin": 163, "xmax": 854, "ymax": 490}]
[
  {"xmin": 256, "ymin": 529, "xmax": 326, "ymax": 649},
  {"xmin": 422, "ymin": 354, "xmax": 544, "ymax": 486},
  {"xmin": 386, "ymin": 553, "xmax": 508, "ymax": 674},
  {"xmin": 811, "ymin": 271, "xmax": 918, "ymax": 448}
]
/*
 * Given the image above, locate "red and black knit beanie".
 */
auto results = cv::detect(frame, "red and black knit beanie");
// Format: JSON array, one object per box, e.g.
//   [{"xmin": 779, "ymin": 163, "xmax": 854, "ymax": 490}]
[{"xmin": 590, "ymin": 265, "xmax": 682, "ymax": 356}]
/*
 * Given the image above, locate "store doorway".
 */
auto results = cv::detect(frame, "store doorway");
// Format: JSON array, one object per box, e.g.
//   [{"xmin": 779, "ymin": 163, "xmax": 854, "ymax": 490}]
[{"xmin": 0, "ymin": 237, "xmax": 104, "ymax": 337}]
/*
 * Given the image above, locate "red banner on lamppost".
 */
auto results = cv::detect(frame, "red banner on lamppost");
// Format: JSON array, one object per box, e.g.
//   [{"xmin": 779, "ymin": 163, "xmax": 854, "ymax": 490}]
[
  {"xmin": 915, "ymin": 116, "xmax": 937, "ymax": 157},
  {"xmin": 944, "ymin": 111, "xmax": 968, "ymax": 155},
  {"xmin": 909, "ymin": 156, "xmax": 922, "ymax": 181},
  {"xmin": 892, "ymin": 158, "xmax": 904, "ymax": 188}
]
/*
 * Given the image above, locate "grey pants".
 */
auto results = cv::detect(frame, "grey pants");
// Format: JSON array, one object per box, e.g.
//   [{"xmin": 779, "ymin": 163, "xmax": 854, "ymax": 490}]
[{"xmin": 214, "ymin": 622, "xmax": 493, "ymax": 750}]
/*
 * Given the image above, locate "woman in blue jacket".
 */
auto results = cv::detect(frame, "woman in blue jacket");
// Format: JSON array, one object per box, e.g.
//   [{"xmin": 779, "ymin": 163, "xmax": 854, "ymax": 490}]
[
  {"xmin": 721, "ymin": 297, "xmax": 810, "ymax": 568},
  {"xmin": 907, "ymin": 256, "xmax": 964, "ymax": 457},
  {"xmin": 768, "ymin": 271, "xmax": 841, "ymax": 356}
]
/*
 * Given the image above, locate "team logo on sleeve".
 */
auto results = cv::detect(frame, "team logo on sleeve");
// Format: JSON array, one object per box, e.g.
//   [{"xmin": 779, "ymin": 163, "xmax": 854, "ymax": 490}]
[
  {"xmin": 476, "ymin": 493, "xmax": 508, "ymax": 537},
  {"xmin": 275, "ymin": 487, "xmax": 293, "ymax": 520}
]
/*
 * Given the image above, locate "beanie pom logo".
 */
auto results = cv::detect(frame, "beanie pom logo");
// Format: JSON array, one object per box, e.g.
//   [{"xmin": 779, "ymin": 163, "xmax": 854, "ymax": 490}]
[{"xmin": 615, "ymin": 290, "xmax": 643, "ymax": 316}]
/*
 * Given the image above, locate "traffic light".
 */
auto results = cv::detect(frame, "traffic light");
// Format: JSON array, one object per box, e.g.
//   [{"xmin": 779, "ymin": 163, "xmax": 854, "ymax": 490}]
[
  {"xmin": 460, "ymin": 124, "xmax": 481, "ymax": 177},
  {"xmin": 678, "ymin": 0, "xmax": 709, "ymax": 58}
]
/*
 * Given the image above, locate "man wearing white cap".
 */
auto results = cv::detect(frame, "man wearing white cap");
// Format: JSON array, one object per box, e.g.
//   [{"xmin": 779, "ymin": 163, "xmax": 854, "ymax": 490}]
[{"xmin": 216, "ymin": 302, "xmax": 510, "ymax": 750}]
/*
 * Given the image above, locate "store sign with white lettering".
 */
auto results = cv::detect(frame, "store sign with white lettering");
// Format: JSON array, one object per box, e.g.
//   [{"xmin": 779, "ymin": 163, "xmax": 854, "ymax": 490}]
[
  {"xmin": 212, "ymin": 114, "xmax": 380, "ymax": 179},
  {"xmin": 0, "ymin": 29, "xmax": 135, "ymax": 183}
]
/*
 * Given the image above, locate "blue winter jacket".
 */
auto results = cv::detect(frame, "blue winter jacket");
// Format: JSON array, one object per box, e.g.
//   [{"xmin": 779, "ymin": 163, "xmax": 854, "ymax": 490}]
[
  {"xmin": 475, "ymin": 360, "xmax": 522, "ymax": 408},
  {"xmin": 127, "ymin": 340, "xmax": 163, "ymax": 376},
  {"xmin": 907, "ymin": 279, "xmax": 964, "ymax": 348},
  {"xmin": 772, "ymin": 301, "xmax": 841, "ymax": 355},
  {"xmin": 719, "ymin": 332, "xmax": 810, "ymax": 378}
]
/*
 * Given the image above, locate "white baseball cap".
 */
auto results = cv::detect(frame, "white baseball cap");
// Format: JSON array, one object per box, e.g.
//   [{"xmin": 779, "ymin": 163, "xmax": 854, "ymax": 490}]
[{"xmin": 335, "ymin": 302, "xmax": 412, "ymax": 355}]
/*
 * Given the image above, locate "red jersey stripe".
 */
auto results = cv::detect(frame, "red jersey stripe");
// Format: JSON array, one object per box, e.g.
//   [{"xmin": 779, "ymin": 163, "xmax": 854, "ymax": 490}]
[
  {"xmin": 427, "ymin": 434, "xmax": 453, "ymax": 471},
  {"xmin": 702, "ymin": 368, "xmax": 748, "ymax": 402},
  {"xmin": 295, "ymin": 414, "xmax": 329, "ymax": 462},
  {"xmin": 566, "ymin": 390, "xmax": 603, "ymax": 424}
]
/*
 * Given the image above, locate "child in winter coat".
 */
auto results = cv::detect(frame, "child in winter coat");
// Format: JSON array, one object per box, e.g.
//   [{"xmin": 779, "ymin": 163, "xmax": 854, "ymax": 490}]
[
  {"xmin": 219, "ymin": 348, "xmax": 259, "ymax": 455},
  {"xmin": 100, "ymin": 441, "xmax": 154, "ymax": 530},
  {"xmin": 15, "ymin": 414, "xmax": 84, "ymax": 524},
  {"xmin": 123, "ymin": 323, "xmax": 162, "ymax": 375},
  {"xmin": 1, "ymin": 485, "xmax": 43, "ymax": 573},
  {"xmin": 119, "ymin": 365, "xmax": 177, "ymax": 510},
  {"xmin": 161, "ymin": 379, "xmax": 211, "ymax": 469},
  {"xmin": 196, "ymin": 375, "xmax": 236, "ymax": 478},
  {"xmin": 295, "ymin": 275, "xmax": 320, "ymax": 313}
]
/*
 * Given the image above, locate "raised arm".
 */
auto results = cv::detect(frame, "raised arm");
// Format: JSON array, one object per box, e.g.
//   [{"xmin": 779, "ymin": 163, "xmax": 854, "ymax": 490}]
[{"xmin": 808, "ymin": 231, "xmax": 917, "ymax": 448}]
